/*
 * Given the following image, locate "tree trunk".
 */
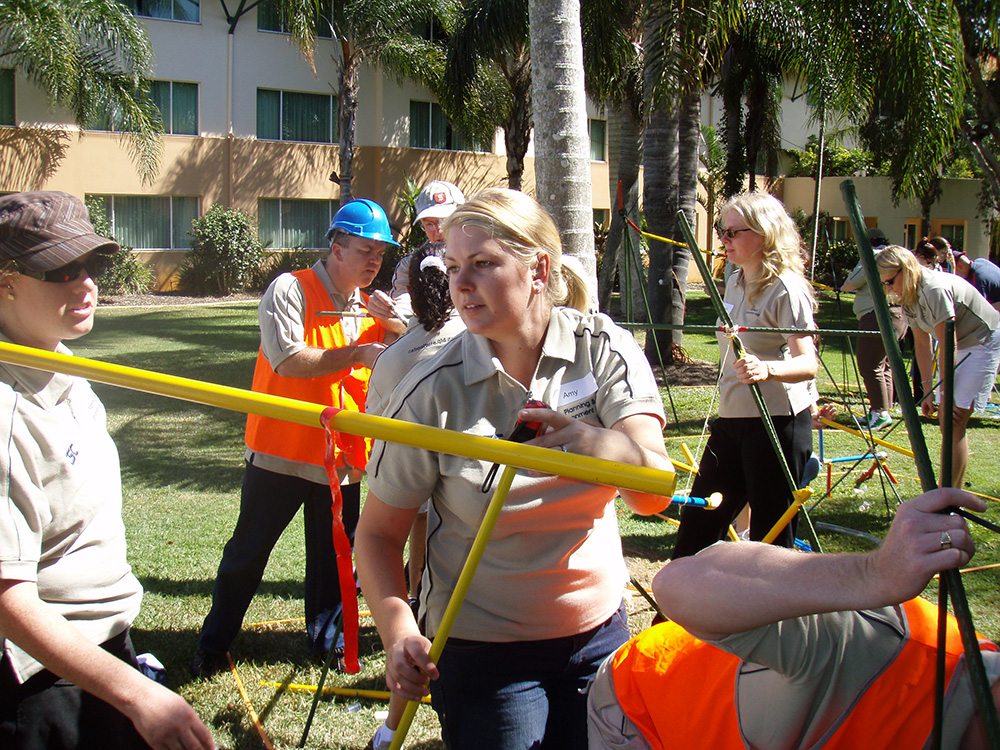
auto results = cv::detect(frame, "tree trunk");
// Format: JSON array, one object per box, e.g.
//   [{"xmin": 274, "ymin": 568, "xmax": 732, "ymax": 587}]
[
  {"xmin": 504, "ymin": 59, "xmax": 532, "ymax": 192},
  {"xmin": 527, "ymin": 0, "xmax": 596, "ymax": 297},
  {"xmin": 599, "ymin": 104, "xmax": 643, "ymax": 319},
  {"xmin": 642, "ymin": 99, "xmax": 679, "ymax": 367},
  {"xmin": 672, "ymin": 90, "xmax": 699, "ymax": 351},
  {"xmin": 337, "ymin": 40, "xmax": 357, "ymax": 202}
]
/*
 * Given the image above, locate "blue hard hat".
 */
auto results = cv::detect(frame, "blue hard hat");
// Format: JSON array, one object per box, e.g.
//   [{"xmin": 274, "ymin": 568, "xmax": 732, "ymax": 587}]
[{"xmin": 326, "ymin": 199, "xmax": 400, "ymax": 246}]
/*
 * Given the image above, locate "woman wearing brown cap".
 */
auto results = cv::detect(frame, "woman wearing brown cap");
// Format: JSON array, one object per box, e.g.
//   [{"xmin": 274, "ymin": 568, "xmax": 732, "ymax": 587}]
[{"xmin": 0, "ymin": 192, "xmax": 213, "ymax": 750}]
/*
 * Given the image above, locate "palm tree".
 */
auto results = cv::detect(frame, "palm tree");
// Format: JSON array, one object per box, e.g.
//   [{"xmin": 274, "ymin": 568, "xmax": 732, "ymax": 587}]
[
  {"xmin": 443, "ymin": 0, "xmax": 532, "ymax": 190},
  {"xmin": 527, "ymin": 0, "xmax": 595, "ymax": 289},
  {"xmin": 580, "ymin": 0, "xmax": 645, "ymax": 314},
  {"xmin": 640, "ymin": 0, "xmax": 736, "ymax": 362},
  {"xmin": 281, "ymin": 0, "xmax": 451, "ymax": 201},
  {"xmin": 0, "ymin": 0, "xmax": 162, "ymax": 183}
]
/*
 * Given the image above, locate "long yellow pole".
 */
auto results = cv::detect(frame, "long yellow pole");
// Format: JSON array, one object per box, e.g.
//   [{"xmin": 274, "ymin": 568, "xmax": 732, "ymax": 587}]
[
  {"xmin": 0, "ymin": 342, "xmax": 676, "ymax": 497},
  {"xmin": 389, "ymin": 465, "xmax": 519, "ymax": 750},
  {"xmin": 819, "ymin": 416, "xmax": 914, "ymax": 459},
  {"xmin": 260, "ymin": 682, "xmax": 432, "ymax": 704}
]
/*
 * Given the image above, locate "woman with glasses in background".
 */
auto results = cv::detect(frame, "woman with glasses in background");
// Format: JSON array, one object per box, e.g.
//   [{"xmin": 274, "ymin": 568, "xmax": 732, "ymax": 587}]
[
  {"xmin": 877, "ymin": 244, "xmax": 1000, "ymax": 488},
  {"xmin": 672, "ymin": 191, "xmax": 818, "ymax": 558},
  {"xmin": 0, "ymin": 192, "xmax": 213, "ymax": 750}
]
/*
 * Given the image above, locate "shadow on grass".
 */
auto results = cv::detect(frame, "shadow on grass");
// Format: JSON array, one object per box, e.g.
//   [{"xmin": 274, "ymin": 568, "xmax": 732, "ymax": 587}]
[{"xmin": 140, "ymin": 576, "xmax": 316, "ymax": 601}]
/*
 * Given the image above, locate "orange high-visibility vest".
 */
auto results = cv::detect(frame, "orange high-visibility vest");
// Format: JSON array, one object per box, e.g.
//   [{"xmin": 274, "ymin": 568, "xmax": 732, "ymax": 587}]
[
  {"xmin": 245, "ymin": 268, "xmax": 384, "ymax": 471},
  {"xmin": 610, "ymin": 597, "xmax": 997, "ymax": 749}
]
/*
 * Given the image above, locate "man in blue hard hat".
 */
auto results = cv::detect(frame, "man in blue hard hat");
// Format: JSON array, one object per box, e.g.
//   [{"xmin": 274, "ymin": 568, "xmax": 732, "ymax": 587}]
[{"xmin": 193, "ymin": 199, "xmax": 405, "ymax": 677}]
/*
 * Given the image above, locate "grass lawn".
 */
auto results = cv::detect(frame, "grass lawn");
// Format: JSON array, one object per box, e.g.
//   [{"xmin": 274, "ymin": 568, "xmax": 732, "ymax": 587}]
[{"xmin": 70, "ymin": 291, "xmax": 1000, "ymax": 750}]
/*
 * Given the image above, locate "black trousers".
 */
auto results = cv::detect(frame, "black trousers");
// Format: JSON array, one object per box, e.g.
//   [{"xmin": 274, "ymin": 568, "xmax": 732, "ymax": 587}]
[
  {"xmin": 672, "ymin": 408, "xmax": 813, "ymax": 558},
  {"xmin": 0, "ymin": 629, "xmax": 150, "ymax": 750}
]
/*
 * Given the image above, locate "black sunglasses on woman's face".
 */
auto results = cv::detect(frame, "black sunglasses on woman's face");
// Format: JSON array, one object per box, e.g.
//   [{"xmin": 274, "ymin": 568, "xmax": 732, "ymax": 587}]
[{"xmin": 15, "ymin": 253, "xmax": 113, "ymax": 284}]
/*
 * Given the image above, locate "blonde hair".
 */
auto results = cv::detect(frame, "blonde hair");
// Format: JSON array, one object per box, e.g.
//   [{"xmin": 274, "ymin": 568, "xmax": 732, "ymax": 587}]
[
  {"xmin": 719, "ymin": 192, "xmax": 814, "ymax": 309},
  {"xmin": 875, "ymin": 244, "xmax": 921, "ymax": 306},
  {"xmin": 442, "ymin": 188, "xmax": 590, "ymax": 312}
]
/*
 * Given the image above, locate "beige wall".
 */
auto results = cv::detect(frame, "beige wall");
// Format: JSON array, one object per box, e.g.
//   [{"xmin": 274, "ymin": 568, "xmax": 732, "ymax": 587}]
[
  {"xmin": 0, "ymin": 126, "xmax": 615, "ymax": 287},
  {"xmin": 780, "ymin": 176, "xmax": 991, "ymax": 257}
]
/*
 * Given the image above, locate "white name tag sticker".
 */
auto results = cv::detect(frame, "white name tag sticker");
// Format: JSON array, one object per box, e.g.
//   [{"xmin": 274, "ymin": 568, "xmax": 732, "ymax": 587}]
[
  {"xmin": 723, "ymin": 302, "xmax": 734, "ymax": 315},
  {"xmin": 557, "ymin": 373, "xmax": 598, "ymax": 407}
]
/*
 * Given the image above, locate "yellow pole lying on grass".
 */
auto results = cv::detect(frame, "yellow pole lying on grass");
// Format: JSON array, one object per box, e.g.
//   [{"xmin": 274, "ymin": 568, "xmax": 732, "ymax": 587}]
[
  {"xmin": 261, "ymin": 682, "xmax": 432, "ymax": 704},
  {"xmin": 819, "ymin": 416, "xmax": 914, "ymax": 459},
  {"xmin": 0, "ymin": 341, "xmax": 676, "ymax": 497}
]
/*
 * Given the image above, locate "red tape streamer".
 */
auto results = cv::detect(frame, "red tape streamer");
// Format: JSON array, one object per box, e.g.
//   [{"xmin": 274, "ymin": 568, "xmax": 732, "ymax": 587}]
[{"xmin": 319, "ymin": 407, "xmax": 360, "ymax": 674}]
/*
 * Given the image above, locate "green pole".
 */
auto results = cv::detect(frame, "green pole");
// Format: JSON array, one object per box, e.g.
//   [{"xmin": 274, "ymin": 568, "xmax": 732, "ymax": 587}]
[
  {"xmin": 839, "ymin": 182, "xmax": 935, "ymax": 487},
  {"xmin": 840, "ymin": 180, "xmax": 1000, "ymax": 748}
]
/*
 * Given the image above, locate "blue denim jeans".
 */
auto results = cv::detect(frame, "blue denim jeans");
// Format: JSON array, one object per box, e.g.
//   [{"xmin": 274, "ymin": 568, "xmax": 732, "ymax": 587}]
[
  {"xmin": 429, "ymin": 603, "xmax": 629, "ymax": 750},
  {"xmin": 197, "ymin": 461, "xmax": 359, "ymax": 655}
]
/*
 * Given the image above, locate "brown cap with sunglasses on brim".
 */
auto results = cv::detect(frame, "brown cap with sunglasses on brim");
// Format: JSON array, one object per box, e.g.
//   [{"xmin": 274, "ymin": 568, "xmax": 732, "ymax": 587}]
[{"xmin": 0, "ymin": 191, "xmax": 119, "ymax": 273}]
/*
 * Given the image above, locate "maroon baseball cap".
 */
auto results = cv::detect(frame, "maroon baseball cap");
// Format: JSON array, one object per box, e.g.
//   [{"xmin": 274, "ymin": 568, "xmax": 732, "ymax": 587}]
[{"xmin": 0, "ymin": 191, "xmax": 119, "ymax": 273}]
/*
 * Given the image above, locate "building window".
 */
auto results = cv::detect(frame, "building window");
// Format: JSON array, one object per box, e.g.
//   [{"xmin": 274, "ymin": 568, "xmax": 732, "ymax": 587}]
[
  {"xmin": 257, "ymin": 89, "xmax": 337, "ymax": 143},
  {"xmin": 149, "ymin": 81, "xmax": 198, "ymax": 135},
  {"xmin": 589, "ymin": 118, "xmax": 606, "ymax": 162},
  {"xmin": 123, "ymin": 0, "xmax": 200, "ymax": 22},
  {"xmin": 936, "ymin": 222, "xmax": 966, "ymax": 253},
  {"xmin": 90, "ymin": 195, "xmax": 199, "ymax": 250},
  {"xmin": 86, "ymin": 80, "xmax": 197, "ymax": 133},
  {"xmin": 258, "ymin": 198, "xmax": 339, "ymax": 249},
  {"xmin": 830, "ymin": 217, "xmax": 851, "ymax": 243},
  {"xmin": 412, "ymin": 15, "xmax": 446, "ymax": 41},
  {"xmin": 257, "ymin": 0, "xmax": 332, "ymax": 37},
  {"xmin": 409, "ymin": 100, "xmax": 484, "ymax": 152},
  {"xmin": 0, "ymin": 69, "xmax": 13, "ymax": 126},
  {"xmin": 903, "ymin": 221, "xmax": 919, "ymax": 250}
]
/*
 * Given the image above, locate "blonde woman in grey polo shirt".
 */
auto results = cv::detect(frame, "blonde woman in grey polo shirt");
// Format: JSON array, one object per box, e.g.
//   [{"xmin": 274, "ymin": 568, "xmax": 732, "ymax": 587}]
[
  {"xmin": 673, "ymin": 191, "xmax": 818, "ymax": 559},
  {"xmin": 877, "ymin": 244, "xmax": 1000, "ymax": 488},
  {"xmin": 356, "ymin": 188, "xmax": 672, "ymax": 750},
  {"xmin": 0, "ymin": 192, "xmax": 213, "ymax": 749}
]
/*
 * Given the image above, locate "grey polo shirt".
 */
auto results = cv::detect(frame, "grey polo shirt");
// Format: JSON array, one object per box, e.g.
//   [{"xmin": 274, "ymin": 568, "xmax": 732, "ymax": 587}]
[
  {"xmin": 368, "ymin": 308, "xmax": 665, "ymax": 642},
  {"xmin": 248, "ymin": 260, "xmax": 367, "ymax": 485},
  {"xmin": 0, "ymin": 345, "xmax": 142, "ymax": 682},
  {"xmin": 903, "ymin": 268, "xmax": 1000, "ymax": 349},
  {"xmin": 718, "ymin": 269, "xmax": 816, "ymax": 418}
]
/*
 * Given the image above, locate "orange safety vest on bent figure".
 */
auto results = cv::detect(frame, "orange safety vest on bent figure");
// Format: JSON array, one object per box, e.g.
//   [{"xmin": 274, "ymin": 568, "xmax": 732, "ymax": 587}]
[
  {"xmin": 245, "ymin": 268, "xmax": 384, "ymax": 471},
  {"xmin": 610, "ymin": 597, "xmax": 998, "ymax": 749}
]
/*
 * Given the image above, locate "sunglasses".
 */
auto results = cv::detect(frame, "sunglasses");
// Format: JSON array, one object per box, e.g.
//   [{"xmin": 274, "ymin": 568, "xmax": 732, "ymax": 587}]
[
  {"xmin": 715, "ymin": 226, "xmax": 754, "ymax": 240},
  {"xmin": 882, "ymin": 271, "xmax": 900, "ymax": 288},
  {"xmin": 16, "ymin": 253, "xmax": 113, "ymax": 284}
]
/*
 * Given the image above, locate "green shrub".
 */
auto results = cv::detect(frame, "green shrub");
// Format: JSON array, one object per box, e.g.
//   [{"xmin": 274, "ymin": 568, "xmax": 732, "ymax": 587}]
[
  {"xmin": 252, "ymin": 248, "xmax": 325, "ymax": 290},
  {"xmin": 181, "ymin": 205, "xmax": 265, "ymax": 295},
  {"xmin": 84, "ymin": 196, "xmax": 155, "ymax": 295}
]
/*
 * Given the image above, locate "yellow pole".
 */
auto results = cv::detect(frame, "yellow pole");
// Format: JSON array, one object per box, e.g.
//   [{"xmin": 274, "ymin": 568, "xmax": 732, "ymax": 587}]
[
  {"xmin": 818, "ymin": 416, "xmax": 914, "ymax": 459},
  {"xmin": 261, "ymin": 682, "xmax": 431, "ymax": 704},
  {"xmin": 679, "ymin": 443, "xmax": 698, "ymax": 472},
  {"xmin": 0, "ymin": 342, "xmax": 675, "ymax": 498},
  {"xmin": 389, "ymin": 465, "xmax": 519, "ymax": 750},
  {"xmin": 761, "ymin": 488, "xmax": 814, "ymax": 544}
]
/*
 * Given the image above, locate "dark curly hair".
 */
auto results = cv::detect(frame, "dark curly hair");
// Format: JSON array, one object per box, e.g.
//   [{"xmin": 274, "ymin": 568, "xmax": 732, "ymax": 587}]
[{"xmin": 408, "ymin": 242, "xmax": 453, "ymax": 332}]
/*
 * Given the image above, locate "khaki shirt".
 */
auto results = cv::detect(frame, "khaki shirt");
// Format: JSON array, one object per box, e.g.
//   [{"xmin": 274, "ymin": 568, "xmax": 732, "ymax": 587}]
[
  {"xmin": 0, "ymin": 344, "xmax": 142, "ymax": 682},
  {"xmin": 248, "ymin": 260, "xmax": 367, "ymax": 484},
  {"xmin": 903, "ymin": 268, "xmax": 1000, "ymax": 349},
  {"xmin": 367, "ymin": 310, "xmax": 465, "ymax": 416},
  {"xmin": 368, "ymin": 308, "xmax": 665, "ymax": 642},
  {"xmin": 718, "ymin": 269, "xmax": 816, "ymax": 417}
]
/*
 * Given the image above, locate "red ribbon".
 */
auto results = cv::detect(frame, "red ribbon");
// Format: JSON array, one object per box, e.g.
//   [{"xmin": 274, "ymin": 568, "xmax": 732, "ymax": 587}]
[{"xmin": 319, "ymin": 407, "xmax": 360, "ymax": 674}]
